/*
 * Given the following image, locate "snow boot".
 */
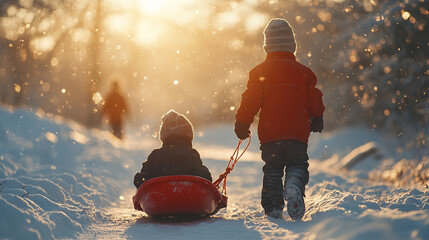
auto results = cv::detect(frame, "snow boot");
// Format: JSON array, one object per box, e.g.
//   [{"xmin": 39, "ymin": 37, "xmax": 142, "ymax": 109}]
[
  {"xmin": 267, "ymin": 209, "xmax": 283, "ymax": 219},
  {"xmin": 284, "ymin": 186, "xmax": 305, "ymax": 220}
]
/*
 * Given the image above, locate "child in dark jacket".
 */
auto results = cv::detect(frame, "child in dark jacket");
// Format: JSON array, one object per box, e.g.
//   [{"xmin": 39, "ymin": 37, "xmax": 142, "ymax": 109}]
[
  {"xmin": 234, "ymin": 18, "xmax": 325, "ymax": 219},
  {"xmin": 133, "ymin": 110, "xmax": 212, "ymax": 189}
]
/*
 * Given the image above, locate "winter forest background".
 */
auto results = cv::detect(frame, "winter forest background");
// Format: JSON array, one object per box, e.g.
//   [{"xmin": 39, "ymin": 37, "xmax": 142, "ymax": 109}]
[
  {"xmin": 1, "ymin": 0, "xmax": 428, "ymax": 156},
  {"xmin": 1, "ymin": 0, "xmax": 429, "ymax": 239}
]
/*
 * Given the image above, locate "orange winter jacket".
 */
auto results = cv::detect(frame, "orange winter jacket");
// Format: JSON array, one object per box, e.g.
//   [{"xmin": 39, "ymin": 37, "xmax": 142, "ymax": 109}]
[
  {"xmin": 235, "ymin": 52, "xmax": 325, "ymax": 144},
  {"xmin": 102, "ymin": 90, "xmax": 128, "ymax": 125}
]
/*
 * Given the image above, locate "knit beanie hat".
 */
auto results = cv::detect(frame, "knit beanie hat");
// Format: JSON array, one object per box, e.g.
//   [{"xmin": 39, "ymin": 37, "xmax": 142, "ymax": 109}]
[
  {"xmin": 263, "ymin": 18, "xmax": 296, "ymax": 54},
  {"xmin": 159, "ymin": 110, "xmax": 194, "ymax": 142}
]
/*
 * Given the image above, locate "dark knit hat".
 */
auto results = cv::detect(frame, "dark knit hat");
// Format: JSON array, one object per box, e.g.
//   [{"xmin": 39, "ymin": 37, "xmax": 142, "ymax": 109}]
[
  {"xmin": 263, "ymin": 18, "xmax": 296, "ymax": 54},
  {"xmin": 159, "ymin": 110, "xmax": 194, "ymax": 142}
]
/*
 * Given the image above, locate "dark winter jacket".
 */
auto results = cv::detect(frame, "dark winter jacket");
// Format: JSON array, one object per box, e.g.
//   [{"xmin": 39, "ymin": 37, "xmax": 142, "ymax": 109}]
[
  {"xmin": 133, "ymin": 137, "xmax": 212, "ymax": 189},
  {"xmin": 235, "ymin": 52, "xmax": 325, "ymax": 144}
]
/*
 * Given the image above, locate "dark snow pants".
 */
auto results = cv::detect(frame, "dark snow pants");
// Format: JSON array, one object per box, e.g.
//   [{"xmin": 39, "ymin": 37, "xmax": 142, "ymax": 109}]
[
  {"xmin": 111, "ymin": 123, "xmax": 123, "ymax": 139},
  {"xmin": 260, "ymin": 140, "xmax": 309, "ymax": 214}
]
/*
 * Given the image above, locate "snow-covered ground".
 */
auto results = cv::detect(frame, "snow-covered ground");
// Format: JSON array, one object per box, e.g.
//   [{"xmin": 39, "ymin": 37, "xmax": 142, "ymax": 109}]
[{"xmin": 1, "ymin": 107, "xmax": 428, "ymax": 240}]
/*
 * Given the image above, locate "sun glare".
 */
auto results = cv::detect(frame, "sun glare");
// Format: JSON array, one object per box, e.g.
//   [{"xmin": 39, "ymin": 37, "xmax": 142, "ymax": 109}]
[
  {"xmin": 105, "ymin": 14, "xmax": 131, "ymax": 34},
  {"xmin": 104, "ymin": 0, "xmax": 267, "ymax": 46},
  {"xmin": 137, "ymin": 0, "xmax": 168, "ymax": 14},
  {"xmin": 135, "ymin": 20, "xmax": 166, "ymax": 45}
]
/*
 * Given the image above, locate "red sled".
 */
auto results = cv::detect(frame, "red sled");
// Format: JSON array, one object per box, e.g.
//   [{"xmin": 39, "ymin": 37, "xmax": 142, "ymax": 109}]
[{"xmin": 133, "ymin": 175, "xmax": 227, "ymax": 217}]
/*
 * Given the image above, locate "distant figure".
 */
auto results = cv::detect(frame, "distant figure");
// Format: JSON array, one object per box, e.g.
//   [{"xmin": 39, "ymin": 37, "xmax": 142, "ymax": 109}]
[
  {"xmin": 234, "ymin": 18, "xmax": 325, "ymax": 219},
  {"xmin": 102, "ymin": 81, "xmax": 128, "ymax": 139},
  {"xmin": 133, "ymin": 110, "xmax": 212, "ymax": 189}
]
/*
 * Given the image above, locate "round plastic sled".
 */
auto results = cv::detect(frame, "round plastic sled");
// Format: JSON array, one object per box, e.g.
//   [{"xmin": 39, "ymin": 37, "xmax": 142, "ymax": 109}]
[{"xmin": 133, "ymin": 175, "xmax": 227, "ymax": 217}]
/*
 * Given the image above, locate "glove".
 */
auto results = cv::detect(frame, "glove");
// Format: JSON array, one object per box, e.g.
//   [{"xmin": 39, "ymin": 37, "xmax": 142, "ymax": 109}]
[
  {"xmin": 234, "ymin": 121, "xmax": 251, "ymax": 140},
  {"xmin": 133, "ymin": 172, "xmax": 145, "ymax": 189},
  {"xmin": 310, "ymin": 115, "xmax": 324, "ymax": 133}
]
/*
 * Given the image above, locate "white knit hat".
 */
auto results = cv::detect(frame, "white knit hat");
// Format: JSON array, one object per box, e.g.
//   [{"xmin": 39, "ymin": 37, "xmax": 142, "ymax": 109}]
[
  {"xmin": 159, "ymin": 110, "xmax": 194, "ymax": 142},
  {"xmin": 263, "ymin": 18, "xmax": 296, "ymax": 54}
]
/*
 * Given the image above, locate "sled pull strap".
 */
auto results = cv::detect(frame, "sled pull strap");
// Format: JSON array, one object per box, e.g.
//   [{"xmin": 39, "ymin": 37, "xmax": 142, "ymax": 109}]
[{"xmin": 213, "ymin": 136, "xmax": 251, "ymax": 194}]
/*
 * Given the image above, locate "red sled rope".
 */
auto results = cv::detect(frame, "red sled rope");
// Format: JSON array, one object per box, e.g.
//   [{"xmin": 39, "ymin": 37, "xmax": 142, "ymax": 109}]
[{"xmin": 213, "ymin": 136, "xmax": 251, "ymax": 195}]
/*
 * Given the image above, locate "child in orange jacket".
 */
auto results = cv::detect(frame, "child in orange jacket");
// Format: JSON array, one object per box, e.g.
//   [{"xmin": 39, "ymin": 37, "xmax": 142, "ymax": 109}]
[
  {"xmin": 102, "ymin": 81, "xmax": 128, "ymax": 139},
  {"xmin": 234, "ymin": 18, "xmax": 325, "ymax": 219}
]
